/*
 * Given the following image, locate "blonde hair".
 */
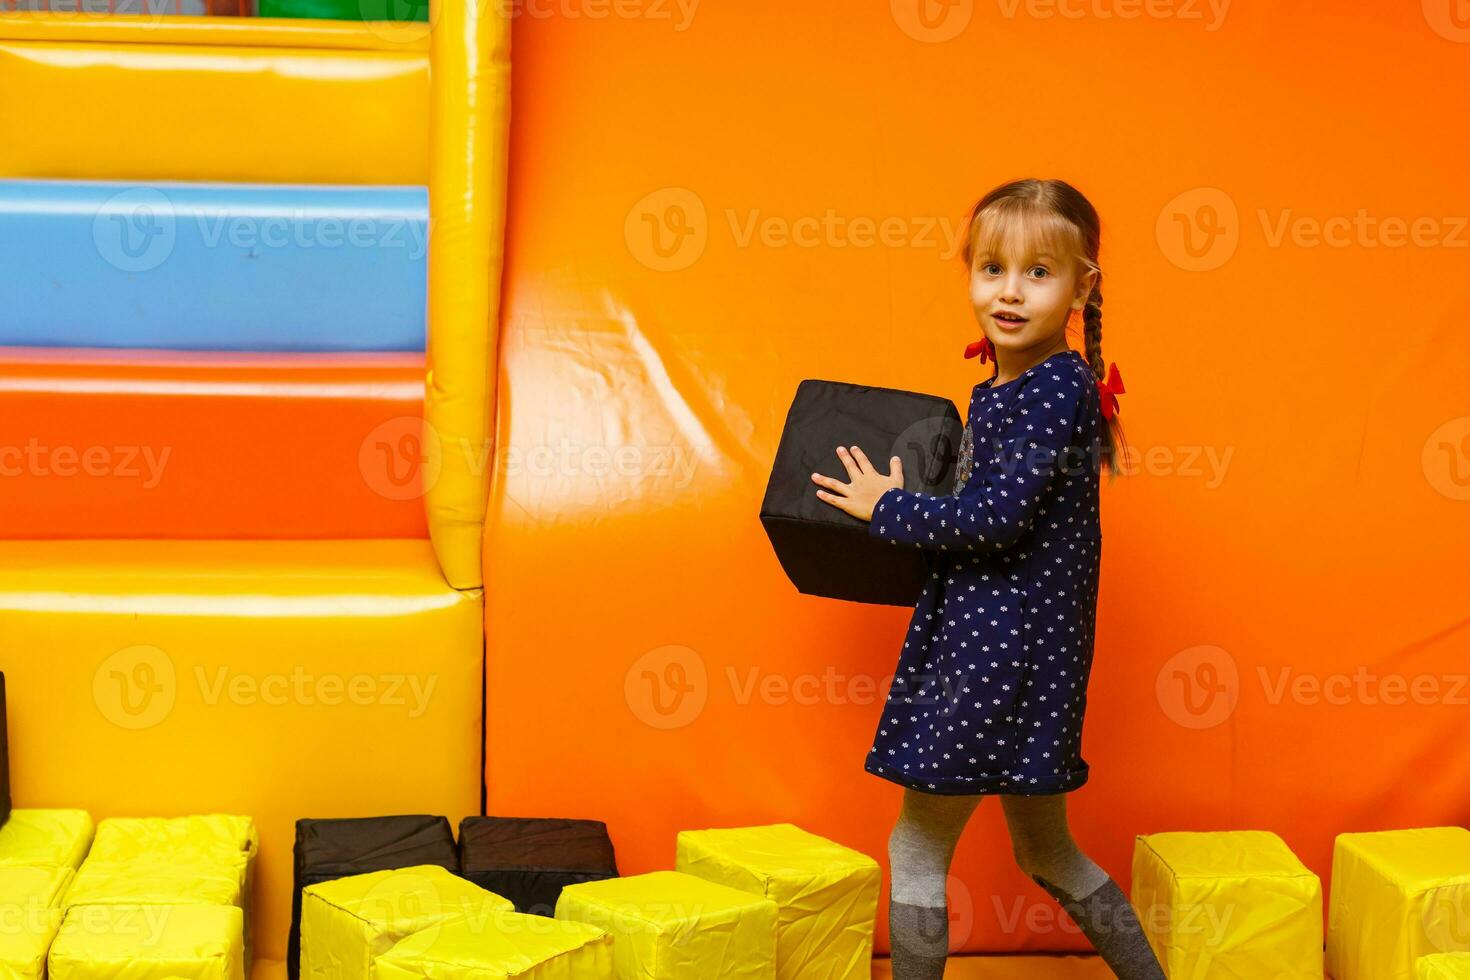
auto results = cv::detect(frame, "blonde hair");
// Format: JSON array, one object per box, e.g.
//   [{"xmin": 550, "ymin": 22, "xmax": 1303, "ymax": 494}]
[{"xmin": 961, "ymin": 178, "xmax": 1125, "ymax": 478}]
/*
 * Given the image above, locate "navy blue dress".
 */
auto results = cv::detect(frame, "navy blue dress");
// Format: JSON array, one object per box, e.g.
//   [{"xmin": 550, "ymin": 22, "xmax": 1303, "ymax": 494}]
[{"xmin": 864, "ymin": 348, "xmax": 1103, "ymax": 795}]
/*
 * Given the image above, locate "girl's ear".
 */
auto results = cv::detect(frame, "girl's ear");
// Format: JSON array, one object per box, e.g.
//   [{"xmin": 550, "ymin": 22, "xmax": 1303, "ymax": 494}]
[{"xmin": 1072, "ymin": 267, "xmax": 1099, "ymax": 309}]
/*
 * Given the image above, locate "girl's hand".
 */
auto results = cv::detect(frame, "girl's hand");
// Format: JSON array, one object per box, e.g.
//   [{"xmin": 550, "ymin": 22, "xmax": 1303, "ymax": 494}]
[{"xmin": 811, "ymin": 445, "xmax": 904, "ymax": 522}]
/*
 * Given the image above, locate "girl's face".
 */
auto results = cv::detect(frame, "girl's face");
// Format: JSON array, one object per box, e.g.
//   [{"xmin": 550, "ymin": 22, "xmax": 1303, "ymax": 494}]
[{"xmin": 968, "ymin": 238, "xmax": 1096, "ymax": 352}]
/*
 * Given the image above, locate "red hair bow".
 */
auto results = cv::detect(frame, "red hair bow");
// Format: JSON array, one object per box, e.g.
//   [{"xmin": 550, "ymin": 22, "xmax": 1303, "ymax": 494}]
[
  {"xmin": 963, "ymin": 336, "xmax": 995, "ymax": 363},
  {"xmin": 1097, "ymin": 363, "xmax": 1125, "ymax": 420}
]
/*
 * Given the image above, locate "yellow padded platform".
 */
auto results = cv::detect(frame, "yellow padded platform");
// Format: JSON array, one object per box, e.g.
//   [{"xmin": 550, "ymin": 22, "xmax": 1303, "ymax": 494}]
[
  {"xmin": 0, "ymin": 865, "xmax": 73, "ymax": 979},
  {"xmin": 1132, "ymin": 830, "xmax": 1322, "ymax": 979},
  {"xmin": 0, "ymin": 809, "xmax": 94, "ymax": 871},
  {"xmin": 0, "ymin": 540, "xmax": 483, "ymax": 967},
  {"xmin": 373, "ymin": 911, "xmax": 613, "ymax": 980},
  {"xmin": 72, "ymin": 814, "xmax": 258, "ymax": 972},
  {"xmin": 675, "ymin": 823, "xmax": 880, "ymax": 980},
  {"xmin": 556, "ymin": 869, "xmax": 779, "ymax": 980},
  {"xmin": 301, "ymin": 865, "xmax": 513, "ymax": 980},
  {"xmin": 1328, "ymin": 827, "xmax": 1470, "ymax": 980},
  {"xmin": 1420, "ymin": 954, "xmax": 1470, "ymax": 979},
  {"xmin": 48, "ymin": 903, "xmax": 244, "ymax": 980}
]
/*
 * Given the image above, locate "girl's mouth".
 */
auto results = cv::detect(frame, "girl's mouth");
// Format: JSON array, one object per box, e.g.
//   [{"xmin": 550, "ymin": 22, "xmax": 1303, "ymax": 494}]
[{"xmin": 992, "ymin": 312, "xmax": 1028, "ymax": 330}]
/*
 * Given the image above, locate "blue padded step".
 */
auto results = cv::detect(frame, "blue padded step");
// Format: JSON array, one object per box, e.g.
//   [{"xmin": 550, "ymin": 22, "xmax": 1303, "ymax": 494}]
[{"xmin": 0, "ymin": 179, "xmax": 427, "ymax": 352}]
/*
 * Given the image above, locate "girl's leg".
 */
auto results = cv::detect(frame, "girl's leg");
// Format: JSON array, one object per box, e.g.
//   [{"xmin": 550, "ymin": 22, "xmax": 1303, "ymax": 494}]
[
  {"xmin": 886, "ymin": 788, "xmax": 985, "ymax": 980},
  {"xmin": 1000, "ymin": 792, "xmax": 1165, "ymax": 980}
]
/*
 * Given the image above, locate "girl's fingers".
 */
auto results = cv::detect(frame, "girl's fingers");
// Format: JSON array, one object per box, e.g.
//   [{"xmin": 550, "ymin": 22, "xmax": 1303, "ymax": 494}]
[
  {"xmin": 834, "ymin": 446, "xmax": 861, "ymax": 481},
  {"xmin": 847, "ymin": 445, "xmax": 873, "ymax": 473}
]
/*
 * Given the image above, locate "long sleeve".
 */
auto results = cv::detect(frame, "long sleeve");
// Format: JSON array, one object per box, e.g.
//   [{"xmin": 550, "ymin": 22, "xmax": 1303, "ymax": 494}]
[{"xmin": 868, "ymin": 368, "xmax": 1087, "ymax": 552}]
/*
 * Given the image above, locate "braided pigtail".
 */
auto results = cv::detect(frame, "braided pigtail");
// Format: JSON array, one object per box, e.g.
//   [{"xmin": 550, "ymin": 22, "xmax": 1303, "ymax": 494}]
[{"xmin": 1082, "ymin": 282, "xmax": 1125, "ymax": 480}]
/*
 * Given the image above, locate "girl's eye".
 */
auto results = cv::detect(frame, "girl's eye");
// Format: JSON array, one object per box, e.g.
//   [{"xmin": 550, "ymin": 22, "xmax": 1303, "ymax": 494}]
[
  {"xmin": 982, "ymin": 262, "xmax": 1001, "ymax": 276},
  {"xmin": 1029, "ymin": 266, "xmax": 1050, "ymax": 278}
]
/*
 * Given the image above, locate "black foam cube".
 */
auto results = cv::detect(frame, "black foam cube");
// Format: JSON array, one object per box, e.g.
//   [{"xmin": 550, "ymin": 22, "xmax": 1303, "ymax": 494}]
[
  {"xmin": 289, "ymin": 814, "xmax": 457, "ymax": 979},
  {"xmin": 760, "ymin": 379, "xmax": 962, "ymax": 606},
  {"xmin": 457, "ymin": 816, "xmax": 618, "ymax": 916},
  {"xmin": 0, "ymin": 672, "xmax": 9, "ymax": 827}
]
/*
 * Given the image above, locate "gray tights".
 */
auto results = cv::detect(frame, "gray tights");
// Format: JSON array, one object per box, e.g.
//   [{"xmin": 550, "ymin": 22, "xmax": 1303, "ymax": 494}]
[{"xmin": 886, "ymin": 788, "xmax": 1164, "ymax": 980}]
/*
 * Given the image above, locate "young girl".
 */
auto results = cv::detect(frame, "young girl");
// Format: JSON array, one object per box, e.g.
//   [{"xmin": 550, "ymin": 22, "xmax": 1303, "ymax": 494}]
[{"xmin": 810, "ymin": 179, "xmax": 1161, "ymax": 979}]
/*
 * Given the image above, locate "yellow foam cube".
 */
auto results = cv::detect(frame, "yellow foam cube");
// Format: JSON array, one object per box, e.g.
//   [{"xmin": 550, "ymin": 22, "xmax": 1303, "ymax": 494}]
[
  {"xmin": 0, "ymin": 810, "xmax": 95, "ymax": 871},
  {"xmin": 87, "ymin": 816, "xmax": 257, "ymax": 868},
  {"xmin": 1327, "ymin": 827, "xmax": 1470, "ymax": 980},
  {"xmin": 1420, "ymin": 954, "xmax": 1470, "ymax": 979},
  {"xmin": 0, "ymin": 865, "xmax": 74, "ymax": 979},
  {"xmin": 372, "ymin": 908, "xmax": 613, "ymax": 980},
  {"xmin": 301, "ymin": 865, "xmax": 514, "ymax": 980},
  {"xmin": 674, "ymin": 823, "xmax": 879, "ymax": 980},
  {"xmin": 63, "ymin": 863, "xmax": 246, "ymax": 909},
  {"xmin": 555, "ymin": 869, "xmax": 777, "ymax": 980},
  {"xmin": 1132, "ymin": 830, "xmax": 1322, "ymax": 979},
  {"xmin": 48, "ymin": 903, "xmax": 244, "ymax": 980}
]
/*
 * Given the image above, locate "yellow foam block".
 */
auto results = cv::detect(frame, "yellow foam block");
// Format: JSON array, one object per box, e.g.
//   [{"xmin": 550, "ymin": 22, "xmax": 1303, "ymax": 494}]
[
  {"xmin": 302, "ymin": 865, "xmax": 514, "ymax": 980},
  {"xmin": 79, "ymin": 814, "xmax": 258, "ymax": 974},
  {"xmin": 88, "ymin": 816, "xmax": 257, "ymax": 868},
  {"xmin": 372, "ymin": 909, "xmax": 612, "ymax": 980},
  {"xmin": 1420, "ymin": 954, "xmax": 1470, "ymax": 979},
  {"xmin": 0, "ymin": 865, "xmax": 74, "ymax": 979},
  {"xmin": 64, "ymin": 863, "xmax": 246, "ymax": 909},
  {"xmin": 0, "ymin": 809, "xmax": 95, "ymax": 871},
  {"xmin": 0, "ymin": 539, "xmax": 484, "ymax": 965},
  {"xmin": 1327, "ymin": 827, "xmax": 1470, "ymax": 980},
  {"xmin": 48, "ymin": 904, "xmax": 244, "ymax": 980},
  {"xmin": 674, "ymin": 823, "xmax": 879, "ymax": 980},
  {"xmin": 555, "ymin": 869, "xmax": 778, "ymax": 980},
  {"xmin": 1132, "ymin": 830, "xmax": 1322, "ymax": 979}
]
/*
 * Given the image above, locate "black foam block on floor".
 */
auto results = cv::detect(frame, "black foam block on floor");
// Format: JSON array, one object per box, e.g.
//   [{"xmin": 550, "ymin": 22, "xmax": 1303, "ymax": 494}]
[
  {"xmin": 0, "ymin": 672, "xmax": 9, "ymax": 827},
  {"xmin": 458, "ymin": 816, "xmax": 618, "ymax": 916},
  {"xmin": 289, "ymin": 814, "xmax": 457, "ymax": 980},
  {"xmin": 760, "ymin": 379, "xmax": 962, "ymax": 606}
]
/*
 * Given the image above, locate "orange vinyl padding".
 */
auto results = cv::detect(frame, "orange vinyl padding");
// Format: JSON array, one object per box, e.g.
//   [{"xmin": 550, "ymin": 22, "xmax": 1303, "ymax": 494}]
[
  {"xmin": 484, "ymin": 3, "xmax": 1470, "ymax": 957},
  {"xmin": 0, "ymin": 349, "xmax": 428, "ymax": 539}
]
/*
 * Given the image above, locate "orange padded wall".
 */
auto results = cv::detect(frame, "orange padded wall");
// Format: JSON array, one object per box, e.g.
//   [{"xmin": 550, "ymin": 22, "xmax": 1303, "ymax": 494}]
[{"xmin": 485, "ymin": 4, "xmax": 1470, "ymax": 955}]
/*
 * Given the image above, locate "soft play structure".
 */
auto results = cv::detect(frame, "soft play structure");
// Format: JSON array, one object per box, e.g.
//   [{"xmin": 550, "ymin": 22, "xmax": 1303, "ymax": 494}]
[{"xmin": 3, "ymin": 3, "xmax": 1470, "ymax": 979}]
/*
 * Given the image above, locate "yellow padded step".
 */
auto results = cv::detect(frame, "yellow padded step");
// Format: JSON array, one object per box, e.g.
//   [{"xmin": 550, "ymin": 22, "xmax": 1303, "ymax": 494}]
[
  {"xmin": 374, "ymin": 911, "xmax": 613, "ymax": 980},
  {"xmin": 0, "ymin": 809, "xmax": 94, "ymax": 871},
  {"xmin": 301, "ymin": 865, "xmax": 513, "ymax": 980},
  {"xmin": 0, "ymin": 865, "xmax": 73, "ymax": 980},
  {"xmin": 675, "ymin": 823, "xmax": 880, "ymax": 980},
  {"xmin": 1328, "ymin": 827, "xmax": 1470, "ymax": 980},
  {"xmin": 48, "ymin": 903, "xmax": 244, "ymax": 980},
  {"xmin": 1132, "ymin": 830, "xmax": 1322, "ymax": 979},
  {"xmin": 555, "ymin": 869, "xmax": 779, "ymax": 980},
  {"xmin": 1420, "ymin": 954, "xmax": 1470, "ymax": 979},
  {"xmin": 0, "ymin": 540, "xmax": 483, "ymax": 967}
]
